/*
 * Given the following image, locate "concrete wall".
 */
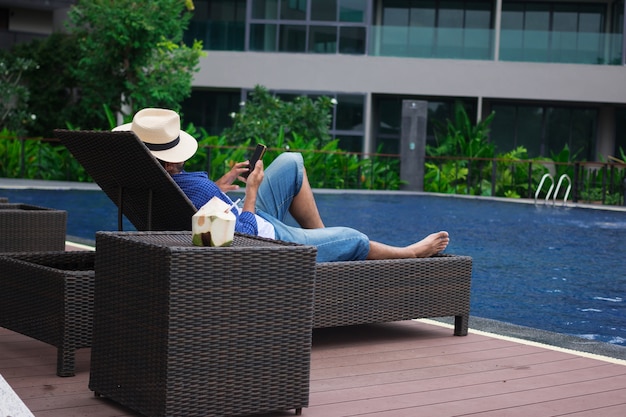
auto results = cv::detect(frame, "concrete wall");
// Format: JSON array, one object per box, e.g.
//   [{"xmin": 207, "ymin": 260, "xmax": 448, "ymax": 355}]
[{"xmin": 194, "ymin": 51, "xmax": 626, "ymax": 105}]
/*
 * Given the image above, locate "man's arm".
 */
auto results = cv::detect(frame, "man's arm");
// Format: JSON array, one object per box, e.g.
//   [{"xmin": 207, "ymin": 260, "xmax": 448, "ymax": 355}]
[
  {"xmin": 242, "ymin": 160, "xmax": 264, "ymax": 214},
  {"xmin": 215, "ymin": 161, "xmax": 249, "ymax": 193}
]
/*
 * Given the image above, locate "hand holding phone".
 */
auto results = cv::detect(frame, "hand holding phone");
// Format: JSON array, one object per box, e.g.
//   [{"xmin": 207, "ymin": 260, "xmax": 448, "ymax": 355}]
[{"xmin": 242, "ymin": 144, "xmax": 267, "ymax": 178}]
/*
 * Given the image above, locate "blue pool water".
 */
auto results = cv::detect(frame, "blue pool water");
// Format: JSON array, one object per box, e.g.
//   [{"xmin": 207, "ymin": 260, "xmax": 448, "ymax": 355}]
[{"xmin": 2, "ymin": 187, "xmax": 625, "ymax": 346}]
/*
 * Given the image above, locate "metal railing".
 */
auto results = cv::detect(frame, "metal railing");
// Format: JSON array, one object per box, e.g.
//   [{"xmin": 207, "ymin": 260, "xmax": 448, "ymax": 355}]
[
  {"xmin": 423, "ymin": 155, "xmax": 626, "ymax": 206},
  {"xmin": 2, "ymin": 136, "xmax": 625, "ymax": 206}
]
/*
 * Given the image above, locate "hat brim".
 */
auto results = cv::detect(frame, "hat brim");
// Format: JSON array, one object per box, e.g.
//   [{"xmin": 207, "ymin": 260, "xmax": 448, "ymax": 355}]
[{"xmin": 113, "ymin": 123, "xmax": 198, "ymax": 163}]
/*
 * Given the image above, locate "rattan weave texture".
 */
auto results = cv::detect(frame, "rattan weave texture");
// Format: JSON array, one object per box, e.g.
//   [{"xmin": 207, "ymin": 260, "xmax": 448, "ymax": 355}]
[
  {"xmin": 90, "ymin": 231, "xmax": 317, "ymax": 417},
  {"xmin": 0, "ymin": 203, "xmax": 67, "ymax": 252},
  {"xmin": 55, "ymin": 129, "xmax": 473, "ymax": 336},
  {"xmin": 0, "ymin": 251, "xmax": 95, "ymax": 376},
  {"xmin": 55, "ymin": 129, "xmax": 197, "ymax": 231},
  {"xmin": 314, "ymin": 254, "xmax": 473, "ymax": 335}
]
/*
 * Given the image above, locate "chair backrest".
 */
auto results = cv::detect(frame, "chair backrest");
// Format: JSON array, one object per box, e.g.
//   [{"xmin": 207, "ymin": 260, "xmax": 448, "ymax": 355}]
[{"xmin": 54, "ymin": 129, "xmax": 197, "ymax": 231}]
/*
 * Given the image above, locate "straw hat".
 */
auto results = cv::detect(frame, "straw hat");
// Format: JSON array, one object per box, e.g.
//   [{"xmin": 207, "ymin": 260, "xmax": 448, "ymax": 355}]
[{"xmin": 113, "ymin": 108, "xmax": 198, "ymax": 163}]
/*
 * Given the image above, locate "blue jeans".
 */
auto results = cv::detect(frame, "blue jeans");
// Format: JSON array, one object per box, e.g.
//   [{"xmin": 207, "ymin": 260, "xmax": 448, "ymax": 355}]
[{"xmin": 255, "ymin": 153, "xmax": 370, "ymax": 262}]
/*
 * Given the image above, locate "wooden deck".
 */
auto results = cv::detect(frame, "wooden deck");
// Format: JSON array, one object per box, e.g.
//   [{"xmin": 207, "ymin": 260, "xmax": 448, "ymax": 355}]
[{"xmin": 2, "ymin": 319, "xmax": 625, "ymax": 417}]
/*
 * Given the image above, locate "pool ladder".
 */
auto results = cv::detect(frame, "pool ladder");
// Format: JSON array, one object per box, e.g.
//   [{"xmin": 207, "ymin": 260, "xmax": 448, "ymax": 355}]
[{"xmin": 534, "ymin": 173, "xmax": 572, "ymax": 206}]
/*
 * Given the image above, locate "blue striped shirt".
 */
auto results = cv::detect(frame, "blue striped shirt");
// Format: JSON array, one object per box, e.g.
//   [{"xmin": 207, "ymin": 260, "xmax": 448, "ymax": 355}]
[{"xmin": 171, "ymin": 171, "xmax": 258, "ymax": 235}]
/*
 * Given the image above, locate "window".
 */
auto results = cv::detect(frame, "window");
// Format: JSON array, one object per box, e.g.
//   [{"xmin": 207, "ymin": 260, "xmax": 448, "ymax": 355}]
[
  {"xmin": 182, "ymin": 89, "xmax": 365, "ymax": 153},
  {"xmin": 615, "ymin": 107, "xmax": 626, "ymax": 156},
  {"xmin": 500, "ymin": 1, "xmax": 609, "ymax": 64},
  {"xmin": 281, "ymin": 0, "xmax": 307, "ymax": 20},
  {"xmin": 334, "ymin": 93, "xmax": 366, "ymax": 152},
  {"xmin": 249, "ymin": 0, "xmax": 369, "ymax": 54},
  {"xmin": 382, "ymin": 4, "xmax": 409, "ymax": 26},
  {"xmin": 438, "ymin": 1, "xmax": 464, "ymax": 28},
  {"xmin": 0, "ymin": 8, "xmax": 8, "ymax": 30},
  {"xmin": 279, "ymin": 24, "xmax": 307, "ymax": 52},
  {"xmin": 516, "ymin": 107, "xmax": 543, "ymax": 157},
  {"xmin": 378, "ymin": 0, "xmax": 493, "ymax": 59},
  {"xmin": 336, "ymin": 135, "xmax": 364, "ymax": 152},
  {"xmin": 336, "ymin": 94, "xmax": 365, "ymax": 131},
  {"xmin": 244, "ymin": 89, "xmax": 365, "ymax": 152},
  {"xmin": 339, "ymin": 0, "xmax": 367, "ymax": 22},
  {"xmin": 252, "ymin": 0, "xmax": 279, "ymax": 19},
  {"xmin": 373, "ymin": 95, "xmax": 476, "ymax": 155},
  {"xmin": 311, "ymin": 0, "xmax": 337, "ymax": 21},
  {"xmin": 250, "ymin": 24, "xmax": 278, "ymax": 51},
  {"xmin": 181, "ymin": 90, "xmax": 241, "ymax": 137},
  {"xmin": 185, "ymin": 0, "xmax": 246, "ymax": 51},
  {"xmin": 339, "ymin": 26, "xmax": 366, "ymax": 53},
  {"xmin": 309, "ymin": 25, "xmax": 337, "ymax": 52},
  {"xmin": 489, "ymin": 103, "xmax": 596, "ymax": 160}
]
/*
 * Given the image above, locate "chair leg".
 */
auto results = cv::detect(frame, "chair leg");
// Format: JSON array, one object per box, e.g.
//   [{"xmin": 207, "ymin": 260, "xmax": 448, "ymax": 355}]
[
  {"xmin": 57, "ymin": 346, "xmax": 75, "ymax": 377},
  {"xmin": 454, "ymin": 315, "xmax": 469, "ymax": 336}
]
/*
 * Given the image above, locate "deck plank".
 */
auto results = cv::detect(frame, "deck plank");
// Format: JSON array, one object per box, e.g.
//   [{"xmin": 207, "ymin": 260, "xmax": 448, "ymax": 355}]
[{"xmin": 2, "ymin": 320, "xmax": 625, "ymax": 417}]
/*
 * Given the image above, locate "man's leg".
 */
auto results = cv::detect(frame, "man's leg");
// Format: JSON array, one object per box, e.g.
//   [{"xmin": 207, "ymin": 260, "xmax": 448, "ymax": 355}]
[
  {"xmin": 289, "ymin": 168, "xmax": 324, "ymax": 229},
  {"xmin": 257, "ymin": 153, "xmax": 324, "ymax": 228},
  {"xmin": 366, "ymin": 231, "xmax": 450, "ymax": 260}
]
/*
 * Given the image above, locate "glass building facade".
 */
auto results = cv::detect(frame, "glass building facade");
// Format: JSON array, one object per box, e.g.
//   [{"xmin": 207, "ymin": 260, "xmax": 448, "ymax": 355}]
[
  {"xmin": 1, "ymin": 0, "xmax": 623, "ymax": 160},
  {"xmin": 182, "ymin": 0, "xmax": 626, "ymax": 160}
]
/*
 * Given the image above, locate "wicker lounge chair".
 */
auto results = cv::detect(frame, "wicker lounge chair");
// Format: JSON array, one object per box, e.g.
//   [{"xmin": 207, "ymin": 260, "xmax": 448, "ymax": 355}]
[
  {"xmin": 55, "ymin": 129, "xmax": 195, "ymax": 232},
  {"xmin": 0, "ymin": 203, "xmax": 67, "ymax": 252},
  {"xmin": 55, "ymin": 129, "xmax": 472, "ymax": 336},
  {"xmin": 0, "ymin": 251, "xmax": 95, "ymax": 376}
]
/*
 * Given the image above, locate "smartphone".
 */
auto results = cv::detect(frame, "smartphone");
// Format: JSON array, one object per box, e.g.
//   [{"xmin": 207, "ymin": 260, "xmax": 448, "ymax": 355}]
[{"xmin": 242, "ymin": 143, "xmax": 267, "ymax": 178}]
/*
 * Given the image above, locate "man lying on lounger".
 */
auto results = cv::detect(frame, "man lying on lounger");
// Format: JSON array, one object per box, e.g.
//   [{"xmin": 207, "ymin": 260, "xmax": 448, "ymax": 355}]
[{"xmin": 114, "ymin": 108, "xmax": 449, "ymax": 262}]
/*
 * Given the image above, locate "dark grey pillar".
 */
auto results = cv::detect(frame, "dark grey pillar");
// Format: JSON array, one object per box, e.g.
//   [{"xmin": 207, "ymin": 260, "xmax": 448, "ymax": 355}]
[{"xmin": 400, "ymin": 100, "xmax": 427, "ymax": 191}]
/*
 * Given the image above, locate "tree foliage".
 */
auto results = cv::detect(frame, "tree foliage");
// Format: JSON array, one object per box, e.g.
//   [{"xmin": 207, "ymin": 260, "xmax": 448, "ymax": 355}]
[
  {"xmin": 10, "ymin": 33, "xmax": 85, "ymax": 137},
  {"xmin": 66, "ymin": 0, "xmax": 204, "ymax": 125},
  {"xmin": 428, "ymin": 102, "xmax": 495, "ymax": 159},
  {"xmin": 0, "ymin": 54, "xmax": 37, "ymax": 136},
  {"xmin": 3, "ymin": 0, "xmax": 203, "ymax": 136},
  {"xmin": 222, "ymin": 85, "xmax": 336, "ymax": 148},
  {"xmin": 424, "ymin": 102, "xmax": 496, "ymax": 195}
]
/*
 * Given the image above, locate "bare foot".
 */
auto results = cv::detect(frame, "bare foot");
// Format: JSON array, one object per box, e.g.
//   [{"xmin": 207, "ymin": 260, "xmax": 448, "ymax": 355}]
[
  {"xmin": 408, "ymin": 231, "xmax": 449, "ymax": 257},
  {"xmin": 366, "ymin": 231, "xmax": 450, "ymax": 260}
]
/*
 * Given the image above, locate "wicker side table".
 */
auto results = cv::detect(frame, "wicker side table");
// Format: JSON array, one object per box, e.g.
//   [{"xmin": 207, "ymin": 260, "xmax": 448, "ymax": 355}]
[
  {"xmin": 0, "ymin": 203, "xmax": 67, "ymax": 252},
  {"xmin": 90, "ymin": 231, "xmax": 317, "ymax": 417},
  {"xmin": 0, "ymin": 251, "xmax": 95, "ymax": 376}
]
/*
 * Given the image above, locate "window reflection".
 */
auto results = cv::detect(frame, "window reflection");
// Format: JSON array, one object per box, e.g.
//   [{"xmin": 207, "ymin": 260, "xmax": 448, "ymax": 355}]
[
  {"xmin": 311, "ymin": 0, "xmax": 337, "ymax": 21},
  {"xmin": 250, "ymin": 24, "xmax": 277, "ymax": 51},
  {"xmin": 252, "ymin": 0, "xmax": 278, "ymax": 19},
  {"xmin": 310, "ymin": 26, "xmax": 338, "ymax": 53},
  {"xmin": 489, "ymin": 104, "xmax": 596, "ymax": 159},
  {"xmin": 249, "ymin": 0, "xmax": 370, "ymax": 54},
  {"xmin": 374, "ymin": 96, "xmax": 476, "ymax": 154},
  {"xmin": 340, "ymin": 0, "xmax": 366, "ymax": 22},
  {"xmin": 339, "ymin": 26, "xmax": 366, "ymax": 54},
  {"xmin": 185, "ymin": 0, "xmax": 246, "ymax": 51},
  {"xmin": 279, "ymin": 25, "xmax": 307, "ymax": 52},
  {"xmin": 181, "ymin": 90, "xmax": 240, "ymax": 137},
  {"xmin": 378, "ymin": 0, "xmax": 493, "ymax": 59},
  {"xmin": 336, "ymin": 135, "xmax": 364, "ymax": 152},
  {"xmin": 500, "ymin": 1, "xmax": 608, "ymax": 64},
  {"xmin": 281, "ymin": 0, "xmax": 307, "ymax": 20},
  {"xmin": 336, "ymin": 95, "xmax": 364, "ymax": 131}
]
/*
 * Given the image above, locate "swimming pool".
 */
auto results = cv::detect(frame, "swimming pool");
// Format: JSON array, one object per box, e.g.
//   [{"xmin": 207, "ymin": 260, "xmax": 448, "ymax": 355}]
[{"xmin": 2, "ymin": 185, "xmax": 625, "ymax": 346}]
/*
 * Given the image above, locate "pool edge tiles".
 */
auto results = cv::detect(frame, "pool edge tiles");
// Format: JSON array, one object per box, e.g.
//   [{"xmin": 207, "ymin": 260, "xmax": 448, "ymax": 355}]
[{"xmin": 0, "ymin": 178, "xmax": 101, "ymax": 191}]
